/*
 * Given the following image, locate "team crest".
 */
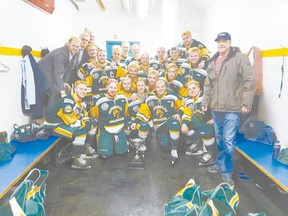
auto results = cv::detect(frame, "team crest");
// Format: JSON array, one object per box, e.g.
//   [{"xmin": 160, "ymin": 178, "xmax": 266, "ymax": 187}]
[
  {"xmin": 148, "ymin": 101, "xmax": 154, "ymax": 107},
  {"xmin": 64, "ymin": 104, "xmax": 73, "ymax": 113},
  {"xmin": 152, "ymin": 63, "xmax": 158, "ymax": 70},
  {"xmin": 133, "ymin": 105, "xmax": 139, "ymax": 112},
  {"xmin": 155, "ymin": 108, "xmax": 164, "ymax": 118},
  {"xmin": 101, "ymin": 103, "xmax": 108, "ymax": 111},
  {"xmin": 92, "ymin": 72, "xmax": 99, "ymax": 79},
  {"xmin": 112, "ymin": 108, "xmax": 120, "ymax": 118},
  {"xmin": 188, "ymin": 104, "xmax": 195, "ymax": 111}
]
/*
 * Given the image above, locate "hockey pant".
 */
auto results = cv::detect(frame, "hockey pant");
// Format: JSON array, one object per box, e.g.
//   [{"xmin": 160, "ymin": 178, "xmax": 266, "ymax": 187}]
[
  {"xmin": 96, "ymin": 126, "xmax": 128, "ymax": 156},
  {"xmin": 53, "ymin": 124, "xmax": 97, "ymax": 157},
  {"xmin": 138, "ymin": 118, "xmax": 180, "ymax": 150},
  {"xmin": 184, "ymin": 116, "xmax": 216, "ymax": 155}
]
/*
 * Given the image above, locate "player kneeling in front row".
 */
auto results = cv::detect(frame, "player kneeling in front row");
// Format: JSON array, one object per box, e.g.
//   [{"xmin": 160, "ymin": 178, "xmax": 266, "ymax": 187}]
[
  {"xmin": 90, "ymin": 79, "xmax": 129, "ymax": 158},
  {"xmin": 131, "ymin": 79, "xmax": 183, "ymax": 164},
  {"xmin": 43, "ymin": 80, "xmax": 98, "ymax": 169},
  {"xmin": 181, "ymin": 80, "xmax": 216, "ymax": 166}
]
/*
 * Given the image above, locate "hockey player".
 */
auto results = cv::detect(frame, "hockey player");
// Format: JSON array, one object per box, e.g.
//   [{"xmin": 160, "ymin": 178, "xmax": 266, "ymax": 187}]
[
  {"xmin": 181, "ymin": 80, "xmax": 216, "ymax": 166},
  {"xmin": 110, "ymin": 45, "xmax": 127, "ymax": 70},
  {"xmin": 125, "ymin": 78, "xmax": 150, "ymax": 151},
  {"xmin": 178, "ymin": 30, "xmax": 210, "ymax": 65},
  {"xmin": 77, "ymin": 43, "xmax": 98, "ymax": 102},
  {"xmin": 131, "ymin": 79, "xmax": 183, "ymax": 164},
  {"xmin": 125, "ymin": 61, "xmax": 141, "ymax": 92},
  {"xmin": 138, "ymin": 52, "xmax": 150, "ymax": 78},
  {"xmin": 118, "ymin": 76, "xmax": 134, "ymax": 99},
  {"xmin": 152, "ymin": 46, "xmax": 167, "ymax": 72},
  {"xmin": 120, "ymin": 41, "xmax": 131, "ymax": 63},
  {"xmin": 187, "ymin": 47, "xmax": 209, "ymax": 70},
  {"xmin": 167, "ymin": 46, "xmax": 188, "ymax": 69},
  {"xmin": 90, "ymin": 79, "xmax": 129, "ymax": 158},
  {"xmin": 43, "ymin": 80, "xmax": 98, "ymax": 169},
  {"xmin": 161, "ymin": 63, "xmax": 187, "ymax": 97},
  {"xmin": 146, "ymin": 69, "xmax": 159, "ymax": 94},
  {"xmin": 125, "ymin": 43, "xmax": 141, "ymax": 66},
  {"xmin": 89, "ymin": 49, "xmax": 127, "ymax": 96}
]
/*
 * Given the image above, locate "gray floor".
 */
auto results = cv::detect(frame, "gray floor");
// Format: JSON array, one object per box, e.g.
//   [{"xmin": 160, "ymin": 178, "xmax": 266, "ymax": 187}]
[{"xmin": 40, "ymin": 139, "xmax": 288, "ymax": 216}]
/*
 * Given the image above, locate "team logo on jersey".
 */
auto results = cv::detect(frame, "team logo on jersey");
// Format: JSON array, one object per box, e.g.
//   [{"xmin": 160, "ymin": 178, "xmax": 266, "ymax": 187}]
[
  {"xmin": 188, "ymin": 104, "xmax": 195, "ymax": 111},
  {"xmin": 148, "ymin": 101, "xmax": 154, "ymax": 107},
  {"xmin": 92, "ymin": 72, "xmax": 99, "ymax": 79},
  {"xmin": 151, "ymin": 63, "xmax": 158, "ymax": 70},
  {"xmin": 155, "ymin": 108, "xmax": 164, "ymax": 118},
  {"xmin": 133, "ymin": 105, "xmax": 139, "ymax": 112},
  {"xmin": 64, "ymin": 104, "xmax": 73, "ymax": 113},
  {"xmin": 101, "ymin": 103, "xmax": 108, "ymax": 111},
  {"xmin": 99, "ymin": 76, "xmax": 108, "ymax": 86},
  {"xmin": 109, "ymin": 106, "xmax": 122, "ymax": 119}
]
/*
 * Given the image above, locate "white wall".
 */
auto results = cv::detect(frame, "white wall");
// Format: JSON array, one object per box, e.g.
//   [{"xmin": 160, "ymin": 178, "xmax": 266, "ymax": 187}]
[
  {"xmin": 202, "ymin": 0, "xmax": 288, "ymax": 144},
  {"xmin": 0, "ymin": 0, "xmax": 203, "ymax": 138}
]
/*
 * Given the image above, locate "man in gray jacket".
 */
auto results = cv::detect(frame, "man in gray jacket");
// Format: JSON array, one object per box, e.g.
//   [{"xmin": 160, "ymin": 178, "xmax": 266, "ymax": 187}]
[
  {"xmin": 39, "ymin": 36, "xmax": 80, "ymax": 108},
  {"xmin": 202, "ymin": 32, "xmax": 256, "ymax": 185}
]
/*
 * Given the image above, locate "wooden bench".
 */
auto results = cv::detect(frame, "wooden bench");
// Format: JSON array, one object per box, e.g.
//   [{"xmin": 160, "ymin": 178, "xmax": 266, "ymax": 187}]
[
  {"xmin": 236, "ymin": 135, "xmax": 288, "ymax": 192},
  {"xmin": 0, "ymin": 136, "xmax": 60, "ymax": 199}
]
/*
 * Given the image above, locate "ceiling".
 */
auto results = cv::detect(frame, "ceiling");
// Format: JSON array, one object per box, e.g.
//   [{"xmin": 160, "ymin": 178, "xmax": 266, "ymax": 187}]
[{"xmin": 69, "ymin": 0, "xmax": 218, "ymax": 15}]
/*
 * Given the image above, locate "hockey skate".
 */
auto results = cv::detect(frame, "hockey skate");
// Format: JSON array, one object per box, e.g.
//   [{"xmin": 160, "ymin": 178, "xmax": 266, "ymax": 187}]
[
  {"xmin": 197, "ymin": 153, "xmax": 215, "ymax": 166},
  {"xmin": 171, "ymin": 149, "xmax": 178, "ymax": 165}
]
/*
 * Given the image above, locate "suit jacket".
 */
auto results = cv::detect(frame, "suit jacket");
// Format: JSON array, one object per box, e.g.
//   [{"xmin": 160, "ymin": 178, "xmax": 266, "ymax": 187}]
[{"xmin": 39, "ymin": 45, "xmax": 74, "ymax": 94}]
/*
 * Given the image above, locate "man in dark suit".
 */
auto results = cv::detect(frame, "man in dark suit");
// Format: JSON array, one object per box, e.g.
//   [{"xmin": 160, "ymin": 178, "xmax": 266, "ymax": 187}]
[{"xmin": 39, "ymin": 36, "xmax": 80, "ymax": 107}]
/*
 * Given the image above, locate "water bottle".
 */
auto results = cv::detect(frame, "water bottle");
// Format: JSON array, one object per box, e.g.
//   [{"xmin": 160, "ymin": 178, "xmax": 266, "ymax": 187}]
[{"xmin": 273, "ymin": 141, "xmax": 281, "ymax": 159}]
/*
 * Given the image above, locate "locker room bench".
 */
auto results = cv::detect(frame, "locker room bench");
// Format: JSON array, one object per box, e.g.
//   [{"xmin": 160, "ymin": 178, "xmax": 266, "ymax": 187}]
[
  {"xmin": 0, "ymin": 136, "xmax": 60, "ymax": 199},
  {"xmin": 236, "ymin": 135, "xmax": 288, "ymax": 192}
]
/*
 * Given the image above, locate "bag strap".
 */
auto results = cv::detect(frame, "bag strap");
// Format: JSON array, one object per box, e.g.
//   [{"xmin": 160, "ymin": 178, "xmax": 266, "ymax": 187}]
[{"xmin": 24, "ymin": 168, "xmax": 49, "ymax": 200}]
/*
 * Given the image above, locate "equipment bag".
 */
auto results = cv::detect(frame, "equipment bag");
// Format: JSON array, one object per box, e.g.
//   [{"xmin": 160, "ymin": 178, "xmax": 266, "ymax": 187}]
[
  {"xmin": 164, "ymin": 180, "xmax": 240, "ymax": 216},
  {"xmin": 199, "ymin": 182, "xmax": 239, "ymax": 216},
  {"xmin": 0, "ymin": 168, "xmax": 49, "ymax": 216},
  {"xmin": 0, "ymin": 131, "xmax": 16, "ymax": 163},
  {"xmin": 11, "ymin": 124, "xmax": 40, "ymax": 143},
  {"xmin": 164, "ymin": 179, "xmax": 202, "ymax": 216}
]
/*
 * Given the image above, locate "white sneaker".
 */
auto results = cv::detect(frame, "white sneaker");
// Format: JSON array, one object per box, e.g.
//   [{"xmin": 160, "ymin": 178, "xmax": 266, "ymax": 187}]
[{"xmin": 171, "ymin": 149, "xmax": 178, "ymax": 159}]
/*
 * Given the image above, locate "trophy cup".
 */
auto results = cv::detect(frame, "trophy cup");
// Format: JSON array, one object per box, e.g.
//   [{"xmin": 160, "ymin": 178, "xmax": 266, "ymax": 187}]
[{"xmin": 128, "ymin": 138, "xmax": 145, "ymax": 169}]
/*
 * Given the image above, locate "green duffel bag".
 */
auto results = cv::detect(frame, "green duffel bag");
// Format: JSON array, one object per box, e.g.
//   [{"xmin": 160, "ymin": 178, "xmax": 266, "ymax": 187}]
[
  {"xmin": 164, "ymin": 179, "xmax": 202, "ymax": 216},
  {"xmin": 0, "ymin": 168, "xmax": 49, "ymax": 216},
  {"xmin": 199, "ymin": 182, "xmax": 239, "ymax": 216}
]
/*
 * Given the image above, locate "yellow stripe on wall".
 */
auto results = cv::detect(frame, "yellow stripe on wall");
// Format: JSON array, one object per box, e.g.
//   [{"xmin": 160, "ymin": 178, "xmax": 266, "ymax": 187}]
[
  {"xmin": 0, "ymin": 46, "xmax": 41, "ymax": 57},
  {"xmin": 261, "ymin": 48, "xmax": 288, "ymax": 57},
  {"xmin": 1, "ymin": 45, "xmax": 288, "ymax": 58}
]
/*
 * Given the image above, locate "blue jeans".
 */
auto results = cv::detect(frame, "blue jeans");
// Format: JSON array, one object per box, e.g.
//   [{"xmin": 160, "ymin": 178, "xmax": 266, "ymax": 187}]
[{"xmin": 212, "ymin": 111, "xmax": 240, "ymax": 175}]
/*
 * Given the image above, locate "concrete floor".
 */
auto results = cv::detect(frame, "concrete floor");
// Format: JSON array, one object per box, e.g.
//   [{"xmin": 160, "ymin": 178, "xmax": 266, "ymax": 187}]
[{"xmin": 39, "ymin": 139, "xmax": 288, "ymax": 216}]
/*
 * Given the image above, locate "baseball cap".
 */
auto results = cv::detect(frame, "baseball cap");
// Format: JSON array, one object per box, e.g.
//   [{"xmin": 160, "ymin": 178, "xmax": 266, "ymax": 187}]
[{"xmin": 214, "ymin": 32, "xmax": 231, "ymax": 41}]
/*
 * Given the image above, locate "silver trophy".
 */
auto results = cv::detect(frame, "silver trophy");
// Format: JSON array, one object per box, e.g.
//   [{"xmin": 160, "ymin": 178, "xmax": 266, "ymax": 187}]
[{"xmin": 128, "ymin": 138, "xmax": 145, "ymax": 169}]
